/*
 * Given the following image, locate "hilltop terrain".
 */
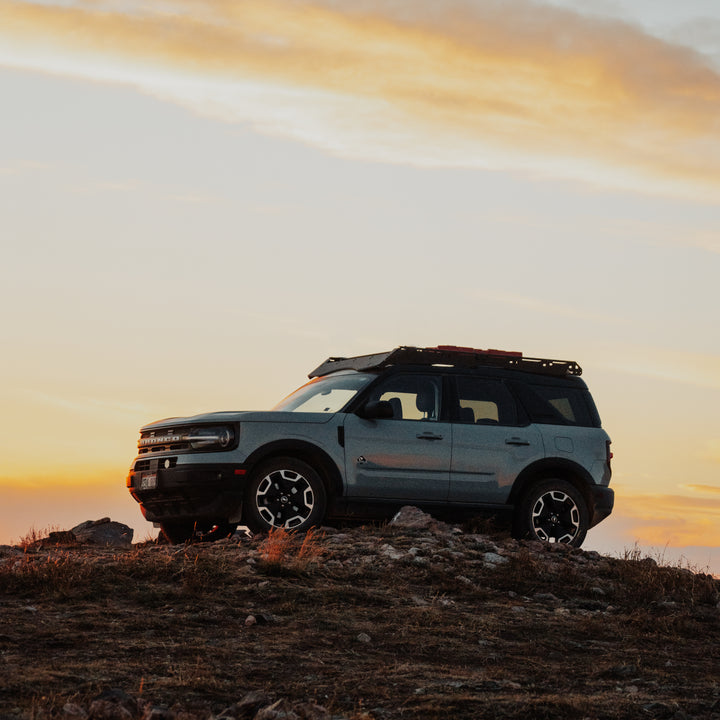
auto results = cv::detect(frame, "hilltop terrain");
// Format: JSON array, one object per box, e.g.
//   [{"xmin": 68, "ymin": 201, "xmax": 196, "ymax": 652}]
[{"xmin": 0, "ymin": 508, "xmax": 719, "ymax": 720}]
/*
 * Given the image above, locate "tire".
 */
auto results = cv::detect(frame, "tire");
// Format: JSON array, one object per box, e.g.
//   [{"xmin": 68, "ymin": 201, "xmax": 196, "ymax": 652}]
[
  {"xmin": 160, "ymin": 521, "xmax": 194, "ymax": 544},
  {"xmin": 159, "ymin": 520, "xmax": 237, "ymax": 544},
  {"xmin": 194, "ymin": 521, "xmax": 238, "ymax": 542},
  {"xmin": 244, "ymin": 457, "xmax": 327, "ymax": 533},
  {"xmin": 514, "ymin": 478, "xmax": 589, "ymax": 547}
]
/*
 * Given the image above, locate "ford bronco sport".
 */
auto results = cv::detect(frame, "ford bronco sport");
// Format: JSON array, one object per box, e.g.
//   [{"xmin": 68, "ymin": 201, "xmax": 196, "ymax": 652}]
[{"xmin": 127, "ymin": 346, "xmax": 614, "ymax": 546}]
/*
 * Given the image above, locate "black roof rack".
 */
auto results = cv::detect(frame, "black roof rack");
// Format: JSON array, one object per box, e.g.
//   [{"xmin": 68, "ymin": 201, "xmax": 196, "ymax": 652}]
[{"xmin": 308, "ymin": 345, "xmax": 582, "ymax": 378}]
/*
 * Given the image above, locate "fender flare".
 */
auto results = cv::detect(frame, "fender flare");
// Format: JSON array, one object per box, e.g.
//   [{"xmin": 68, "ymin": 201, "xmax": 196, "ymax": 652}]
[
  {"xmin": 508, "ymin": 457, "xmax": 596, "ymax": 517},
  {"xmin": 244, "ymin": 440, "xmax": 344, "ymax": 498}
]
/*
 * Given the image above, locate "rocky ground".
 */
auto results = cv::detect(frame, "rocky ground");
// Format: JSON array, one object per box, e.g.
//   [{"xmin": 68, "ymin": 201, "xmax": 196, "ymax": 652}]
[{"xmin": 1, "ymin": 508, "xmax": 719, "ymax": 720}]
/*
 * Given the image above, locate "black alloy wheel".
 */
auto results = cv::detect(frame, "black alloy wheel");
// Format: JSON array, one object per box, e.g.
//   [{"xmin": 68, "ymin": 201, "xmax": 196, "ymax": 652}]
[
  {"xmin": 516, "ymin": 478, "xmax": 589, "ymax": 547},
  {"xmin": 244, "ymin": 457, "xmax": 326, "ymax": 533}
]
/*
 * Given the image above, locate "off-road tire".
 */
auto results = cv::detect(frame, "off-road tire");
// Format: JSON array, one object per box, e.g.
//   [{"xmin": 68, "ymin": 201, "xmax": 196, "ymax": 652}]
[
  {"xmin": 244, "ymin": 457, "xmax": 326, "ymax": 533},
  {"xmin": 159, "ymin": 521, "xmax": 195, "ymax": 544},
  {"xmin": 160, "ymin": 520, "xmax": 237, "ymax": 544},
  {"xmin": 514, "ymin": 478, "xmax": 589, "ymax": 547}
]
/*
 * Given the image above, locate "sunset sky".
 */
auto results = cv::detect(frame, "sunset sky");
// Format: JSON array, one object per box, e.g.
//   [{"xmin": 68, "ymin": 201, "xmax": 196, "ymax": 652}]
[{"xmin": 1, "ymin": 0, "xmax": 719, "ymax": 571}]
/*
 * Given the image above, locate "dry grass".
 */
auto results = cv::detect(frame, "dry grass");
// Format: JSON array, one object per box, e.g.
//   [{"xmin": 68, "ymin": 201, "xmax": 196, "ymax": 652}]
[
  {"xmin": 14, "ymin": 524, "xmax": 63, "ymax": 550},
  {"xmin": 257, "ymin": 526, "xmax": 325, "ymax": 575},
  {"xmin": 0, "ymin": 524, "xmax": 718, "ymax": 719}
]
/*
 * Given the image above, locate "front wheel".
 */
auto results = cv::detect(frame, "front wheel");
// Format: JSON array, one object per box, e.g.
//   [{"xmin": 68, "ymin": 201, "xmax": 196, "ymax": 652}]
[
  {"xmin": 159, "ymin": 520, "xmax": 237, "ymax": 544},
  {"xmin": 244, "ymin": 457, "xmax": 327, "ymax": 533},
  {"xmin": 514, "ymin": 479, "xmax": 589, "ymax": 547}
]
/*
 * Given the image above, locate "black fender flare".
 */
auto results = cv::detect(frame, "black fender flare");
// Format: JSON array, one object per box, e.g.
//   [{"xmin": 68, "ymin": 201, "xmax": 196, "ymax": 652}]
[
  {"xmin": 243, "ymin": 440, "xmax": 344, "ymax": 499},
  {"xmin": 508, "ymin": 457, "xmax": 597, "ymax": 519}
]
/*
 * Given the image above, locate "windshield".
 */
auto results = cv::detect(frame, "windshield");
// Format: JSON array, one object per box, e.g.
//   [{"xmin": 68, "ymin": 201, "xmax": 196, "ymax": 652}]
[{"xmin": 273, "ymin": 372, "xmax": 375, "ymax": 413}]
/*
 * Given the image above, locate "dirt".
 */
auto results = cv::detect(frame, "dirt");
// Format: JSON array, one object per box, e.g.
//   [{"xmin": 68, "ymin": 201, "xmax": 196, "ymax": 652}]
[{"xmin": 0, "ymin": 516, "xmax": 719, "ymax": 719}]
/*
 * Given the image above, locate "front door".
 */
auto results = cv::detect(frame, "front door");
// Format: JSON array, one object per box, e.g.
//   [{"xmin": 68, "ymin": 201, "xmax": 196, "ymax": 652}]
[{"xmin": 344, "ymin": 373, "xmax": 450, "ymax": 501}]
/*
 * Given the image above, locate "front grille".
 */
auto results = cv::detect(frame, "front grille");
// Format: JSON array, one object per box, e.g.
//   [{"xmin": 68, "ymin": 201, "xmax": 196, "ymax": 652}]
[
  {"xmin": 134, "ymin": 457, "xmax": 178, "ymax": 473},
  {"xmin": 138, "ymin": 442, "xmax": 190, "ymax": 455},
  {"xmin": 138, "ymin": 427, "xmax": 192, "ymax": 455}
]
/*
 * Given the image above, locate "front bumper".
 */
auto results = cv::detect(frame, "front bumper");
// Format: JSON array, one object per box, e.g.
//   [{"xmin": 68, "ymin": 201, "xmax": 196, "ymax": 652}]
[
  {"xmin": 589, "ymin": 485, "xmax": 615, "ymax": 528},
  {"xmin": 127, "ymin": 460, "xmax": 248, "ymax": 523}
]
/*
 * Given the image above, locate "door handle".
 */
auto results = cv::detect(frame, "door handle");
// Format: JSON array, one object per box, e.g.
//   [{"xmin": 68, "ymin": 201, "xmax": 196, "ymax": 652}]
[
  {"xmin": 505, "ymin": 437, "xmax": 531, "ymax": 446},
  {"xmin": 417, "ymin": 432, "xmax": 443, "ymax": 441}
]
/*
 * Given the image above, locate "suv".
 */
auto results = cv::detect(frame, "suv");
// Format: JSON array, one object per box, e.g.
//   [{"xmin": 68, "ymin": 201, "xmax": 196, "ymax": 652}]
[{"xmin": 127, "ymin": 346, "xmax": 613, "ymax": 546}]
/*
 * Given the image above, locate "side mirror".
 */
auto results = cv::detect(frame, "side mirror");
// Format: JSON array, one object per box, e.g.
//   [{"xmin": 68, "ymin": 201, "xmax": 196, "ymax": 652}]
[{"xmin": 357, "ymin": 400, "xmax": 394, "ymax": 420}]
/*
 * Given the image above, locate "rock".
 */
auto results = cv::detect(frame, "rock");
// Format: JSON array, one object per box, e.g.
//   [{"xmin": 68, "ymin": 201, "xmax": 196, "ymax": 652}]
[
  {"xmin": 482, "ymin": 552, "xmax": 508, "ymax": 566},
  {"xmin": 141, "ymin": 707, "xmax": 174, "ymax": 720},
  {"xmin": 356, "ymin": 633, "xmax": 372, "ymax": 643},
  {"xmin": 379, "ymin": 544, "xmax": 405, "ymax": 561},
  {"xmin": 294, "ymin": 703, "xmax": 331, "ymax": 720},
  {"xmin": 46, "ymin": 531, "xmax": 78, "ymax": 545},
  {"xmin": 0, "ymin": 545, "xmax": 24, "ymax": 557},
  {"xmin": 390, "ymin": 506, "xmax": 448, "ymax": 532},
  {"xmin": 62, "ymin": 703, "xmax": 89, "ymax": 720},
  {"xmin": 254, "ymin": 699, "xmax": 300, "ymax": 720},
  {"xmin": 72, "ymin": 519, "xmax": 134, "ymax": 547},
  {"xmin": 218, "ymin": 691, "xmax": 272, "ymax": 719},
  {"xmin": 89, "ymin": 688, "xmax": 138, "ymax": 720}
]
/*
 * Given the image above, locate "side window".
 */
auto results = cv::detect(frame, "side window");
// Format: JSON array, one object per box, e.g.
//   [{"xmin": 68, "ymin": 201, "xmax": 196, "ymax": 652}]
[
  {"xmin": 527, "ymin": 384, "xmax": 594, "ymax": 426},
  {"xmin": 367, "ymin": 374, "xmax": 441, "ymax": 421},
  {"xmin": 454, "ymin": 377, "xmax": 519, "ymax": 426}
]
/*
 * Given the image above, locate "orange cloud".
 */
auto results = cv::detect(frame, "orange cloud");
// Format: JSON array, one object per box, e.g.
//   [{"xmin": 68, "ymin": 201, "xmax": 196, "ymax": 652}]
[
  {"xmin": 686, "ymin": 484, "xmax": 720, "ymax": 494},
  {"xmin": 612, "ymin": 490, "xmax": 720, "ymax": 547},
  {"xmin": 2, "ymin": 0, "xmax": 720, "ymax": 193}
]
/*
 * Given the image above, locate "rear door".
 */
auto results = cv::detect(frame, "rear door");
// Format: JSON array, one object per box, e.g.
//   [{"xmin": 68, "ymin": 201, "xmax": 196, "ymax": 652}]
[
  {"xmin": 449, "ymin": 375, "xmax": 543, "ymax": 504},
  {"xmin": 343, "ymin": 373, "xmax": 451, "ymax": 501}
]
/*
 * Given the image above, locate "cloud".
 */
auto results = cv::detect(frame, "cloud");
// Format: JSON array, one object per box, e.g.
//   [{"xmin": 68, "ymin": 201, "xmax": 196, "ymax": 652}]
[
  {"xmin": 586, "ymin": 342, "xmax": 720, "ymax": 390},
  {"xmin": 686, "ymin": 484, "xmax": 720, "ymax": 494},
  {"xmin": 17, "ymin": 389, "xmax": 150, "ymax": 417},
  {"xmin": 2, "ymin": 0, "xmax": 720, "ymax": 195},
  {"xmin": 612, "ymin": 490, "xmax": 720, "ymax": 547},
  {"xmin": 467, "ymin": 289, "xmax": 623, "ymax": 325}
]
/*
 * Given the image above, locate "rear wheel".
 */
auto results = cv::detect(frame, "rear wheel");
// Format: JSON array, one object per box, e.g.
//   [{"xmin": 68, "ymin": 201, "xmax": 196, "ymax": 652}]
[
  {"xmin": 244, "ymin": 457, "xmax": 326, "ymax": 533},
  {"xmin": 515, "ymin": 479, "xmax": 589, "ymax": 547}
]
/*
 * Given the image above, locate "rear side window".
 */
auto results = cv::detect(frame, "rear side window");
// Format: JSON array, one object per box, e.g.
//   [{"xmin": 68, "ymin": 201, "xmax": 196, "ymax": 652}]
[
  {"xmin": 513, "ymin": 382, "xmax": 599, "ymax": 427},
  {"xmin": 454, "ymin": 377, "xmax": 519, "ymax": 426}
]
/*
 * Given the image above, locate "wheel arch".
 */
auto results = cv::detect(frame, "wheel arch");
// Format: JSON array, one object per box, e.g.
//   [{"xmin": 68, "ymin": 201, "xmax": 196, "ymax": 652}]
[
  {"xmin": 244, "ymin": 440, "xmax": 344, "ymax": 499},
  {"xmin": 509, "ymin": 458, "xmax": 595, "ymax": 518}
]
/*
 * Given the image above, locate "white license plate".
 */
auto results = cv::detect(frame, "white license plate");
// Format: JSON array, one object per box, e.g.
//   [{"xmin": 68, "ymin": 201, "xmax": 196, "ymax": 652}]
[{"xmin": 140, "ymin": 473, "xmax": 157, "ymax": 490}]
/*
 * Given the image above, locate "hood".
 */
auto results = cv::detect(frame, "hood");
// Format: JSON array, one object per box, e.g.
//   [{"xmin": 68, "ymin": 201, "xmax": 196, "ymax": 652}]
[{"xmin": 141, "ymin": 410, "xmax": 337, "ymax": 430}]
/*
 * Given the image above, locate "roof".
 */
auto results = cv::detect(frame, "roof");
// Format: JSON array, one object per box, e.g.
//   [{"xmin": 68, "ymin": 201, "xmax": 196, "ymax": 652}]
[{"xmin": 308, "ymin": 345, "xmax": 582, "ymax": 378}]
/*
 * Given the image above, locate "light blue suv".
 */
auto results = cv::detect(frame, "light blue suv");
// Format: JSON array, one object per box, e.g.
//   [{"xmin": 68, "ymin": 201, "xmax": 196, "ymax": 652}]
[{"xmin": 127, "ymin": 346, "xmax": 614, "ymax": 546}]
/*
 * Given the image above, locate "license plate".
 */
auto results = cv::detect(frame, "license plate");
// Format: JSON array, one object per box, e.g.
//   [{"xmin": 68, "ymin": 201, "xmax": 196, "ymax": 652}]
[{"xmin": 140, "ymin": 473, "xmax": 157, "ymax": 490}]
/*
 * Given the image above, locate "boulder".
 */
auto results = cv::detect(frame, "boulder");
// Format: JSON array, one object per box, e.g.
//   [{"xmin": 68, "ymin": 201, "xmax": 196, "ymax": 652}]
[
  {"xmin": 390, "ymin": 506, "xmax": 449, "ymax": 532},
  {"xmin": 47, "ymin": 530, "xmax": 78, "ymax": 545},
  {"xmin": 72, "ymin": 519, "xmax": 134, "ymax": 547}
]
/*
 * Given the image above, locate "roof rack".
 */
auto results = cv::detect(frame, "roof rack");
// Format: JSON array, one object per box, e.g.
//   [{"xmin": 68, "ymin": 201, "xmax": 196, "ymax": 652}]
[{"xmin": 308, "ymin": 345, "xmax": 582, "ymax": 378}]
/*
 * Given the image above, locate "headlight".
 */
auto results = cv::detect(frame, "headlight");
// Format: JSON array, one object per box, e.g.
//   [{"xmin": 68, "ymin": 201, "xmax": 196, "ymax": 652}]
[
  {"xmin": 185, "ymin": 426, "xmax": 235, "ymax": 450},
  {"xmin": 138, "ymin": 424, "xmax": 237, "ymax": 452}
]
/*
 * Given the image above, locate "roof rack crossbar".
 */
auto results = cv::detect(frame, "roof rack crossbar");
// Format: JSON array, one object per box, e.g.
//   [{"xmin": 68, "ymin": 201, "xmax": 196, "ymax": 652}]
[{"xmin": 308, "ymin": 346, "xmax": 582, "ymax": 378}]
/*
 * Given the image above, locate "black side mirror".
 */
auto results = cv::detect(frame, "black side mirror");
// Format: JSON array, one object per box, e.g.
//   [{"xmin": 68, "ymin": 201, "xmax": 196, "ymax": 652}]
[{"xmin": 357, "ymin": 400, "xmax": 394, "ymax": 420}]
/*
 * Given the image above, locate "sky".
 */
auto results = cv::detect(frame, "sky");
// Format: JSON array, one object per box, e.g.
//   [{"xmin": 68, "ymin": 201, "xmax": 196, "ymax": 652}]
[{"xmin": 1, "ymin": 0, "xmax": 719, "ymax": 571}]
